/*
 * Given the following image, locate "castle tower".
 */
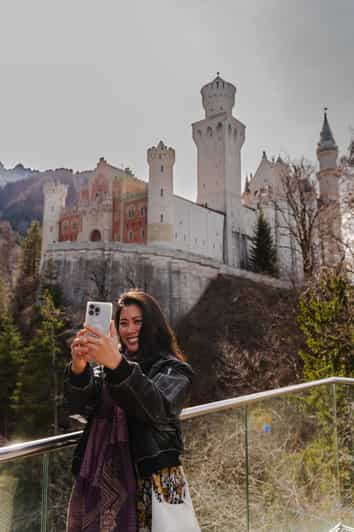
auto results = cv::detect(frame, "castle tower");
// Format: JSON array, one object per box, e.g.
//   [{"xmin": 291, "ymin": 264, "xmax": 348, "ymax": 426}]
[
  {"xmin": 192, "ymin": 73, "xmax": 246, "ymax": 266},
  {"xmin": 41, "ymin": 181, "xmax": 68, "ymax": 265},
  {"xmin": 147, "ymin": 141, "xmax": 175, "ymax": 246},
  {"xmin": 316, "ymin": 109, "xmax": 343, "ymax": 268},
  {"xmin": 317, "ymin": 109, "xmax": 339, "ymax": 200}
]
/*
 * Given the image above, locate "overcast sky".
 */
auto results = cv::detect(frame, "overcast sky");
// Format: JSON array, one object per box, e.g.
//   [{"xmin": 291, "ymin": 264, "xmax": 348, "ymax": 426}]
[{"xmin": 0, "ymin": 0, "xmax": 353, "ymax": 200}]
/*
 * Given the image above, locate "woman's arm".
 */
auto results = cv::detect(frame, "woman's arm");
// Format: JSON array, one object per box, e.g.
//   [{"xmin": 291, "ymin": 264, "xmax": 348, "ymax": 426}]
[
  {"xmin": 105, "ymin": 357, "xmax": 192, "ymax": 426},
  {"xmin": 63, "ymin": 362, "xmax": 101, "ymax": 417},
  {"xmin": 63, "ymin": 329, "xmax": 102, "ymax": 417}
]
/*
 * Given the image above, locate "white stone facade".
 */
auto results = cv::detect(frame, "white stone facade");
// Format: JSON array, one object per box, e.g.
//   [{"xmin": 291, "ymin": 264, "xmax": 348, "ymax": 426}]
[{"xmin": 42, "ymin": 75, "xmax": 354, "ymax": 282}]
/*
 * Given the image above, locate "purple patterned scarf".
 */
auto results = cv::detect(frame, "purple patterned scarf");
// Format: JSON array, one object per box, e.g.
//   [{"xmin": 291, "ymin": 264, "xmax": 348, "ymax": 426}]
[{"xmin": 67, "ymin": 385, "xmax": 137, "ymax": 532}]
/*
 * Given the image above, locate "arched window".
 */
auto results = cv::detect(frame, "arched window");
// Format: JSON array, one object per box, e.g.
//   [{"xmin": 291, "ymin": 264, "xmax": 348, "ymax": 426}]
[
  {"xmin": 207, "ymin": 126, "xmax": 213, "ymax": 137},
  {"xmin": 90, "ymin": 229, "xmax": 101, "ymax": 242}
]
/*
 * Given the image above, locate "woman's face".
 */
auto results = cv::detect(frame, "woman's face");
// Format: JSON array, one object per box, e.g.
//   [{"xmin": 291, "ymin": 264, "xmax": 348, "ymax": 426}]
[{"xmin": 118, "ymin": 303, "xmax": 143, "ymax": 353}]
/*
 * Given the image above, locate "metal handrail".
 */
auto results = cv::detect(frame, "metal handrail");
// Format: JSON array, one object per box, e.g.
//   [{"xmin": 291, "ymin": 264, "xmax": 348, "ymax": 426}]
[{"xmin": 1, "ymin": 376, "xmax": 353, "ymax": 463}]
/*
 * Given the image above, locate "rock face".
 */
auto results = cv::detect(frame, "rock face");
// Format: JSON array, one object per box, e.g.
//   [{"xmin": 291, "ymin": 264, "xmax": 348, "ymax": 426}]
[
  {"xmin": 0, "ymin": 221, "xmax": 22, "ymax": 304},
  {"xmin": 43, "ymin": 241, "xmax": 289, "ymax": 326},
  {"xmin": 176, "ymin": 274, "xmax": 304, "ymax": 405}
]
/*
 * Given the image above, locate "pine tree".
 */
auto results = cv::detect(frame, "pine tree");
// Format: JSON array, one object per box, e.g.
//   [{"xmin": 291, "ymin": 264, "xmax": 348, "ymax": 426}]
[
  {"xmin": 297, "ymin": 272, "xmax": 354, "ymax": 505},
  {"xmin": 12, "ymin": 290, "xmax": 67, "ymax": 438},
  {"xmin": 0, "ymin": 312, "xmax": 23, "ymax": 439},
  {"xmin": 249, "ymin": 211, "xmax": 278, "ymax": 275},
  {"xmin": 14, "ymin": 221, "xmax": 42, "ymax": 337},
  {"xmin": 21, "ymin": 220, "xmax": 42, "ymax": 278},
  {"xmin": 40, "ymin": 257, "xmax": 63, "ymax": 307},
  {"xmin": 298, "ymin": 272, "xmax": 353, "ymax": 379}
]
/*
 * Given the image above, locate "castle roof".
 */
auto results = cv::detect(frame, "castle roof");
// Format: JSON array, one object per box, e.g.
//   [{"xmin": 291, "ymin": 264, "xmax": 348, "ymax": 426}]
[{"xmin": 317, "ymin": 109, "xmax": 337, "ymax": 153}]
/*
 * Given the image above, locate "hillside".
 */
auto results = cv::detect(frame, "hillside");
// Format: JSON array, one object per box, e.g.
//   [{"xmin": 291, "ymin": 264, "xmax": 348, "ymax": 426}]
[
  {"xmin": 0, "ymin": 167, "xmax": 93, "ymax": 234},
  {"xmin": 0, "ymin": 221, "xmax": 22, "ymax": 305},
  {"xmin": 176, "ymin": 274, "xmax": 305, "ymax": 405}
]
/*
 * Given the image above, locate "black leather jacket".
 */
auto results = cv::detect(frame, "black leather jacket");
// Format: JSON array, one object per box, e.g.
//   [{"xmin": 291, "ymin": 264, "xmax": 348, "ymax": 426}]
[{"xmin": 64, "ymin": 353, "xmax": 193, "ymax": 478}]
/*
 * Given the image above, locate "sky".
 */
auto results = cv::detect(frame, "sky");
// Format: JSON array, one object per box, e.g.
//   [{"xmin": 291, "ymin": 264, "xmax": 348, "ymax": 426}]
[{"xmin": 0, "ymin": 0, "xmax": 353, "ymax": 201}]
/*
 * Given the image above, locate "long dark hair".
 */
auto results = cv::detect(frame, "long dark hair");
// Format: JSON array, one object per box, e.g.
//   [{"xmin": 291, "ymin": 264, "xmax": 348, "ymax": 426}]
[{"xmin": 115, "ymin": 290, "xmax": 185, "ymax": 362}]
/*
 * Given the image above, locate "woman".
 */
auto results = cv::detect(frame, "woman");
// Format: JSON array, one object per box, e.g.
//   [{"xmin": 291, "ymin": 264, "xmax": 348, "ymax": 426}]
[{"xmin": 64, "ymin": 290, "xmax": 200, "ymax": 532}]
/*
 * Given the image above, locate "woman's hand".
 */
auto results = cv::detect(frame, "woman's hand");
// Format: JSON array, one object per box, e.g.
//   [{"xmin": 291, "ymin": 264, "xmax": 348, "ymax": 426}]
[
  {"xmin": 70, "ymin": 329, "xmax": 90, "ymax": 374},
  {"xmin": 80, "ymin": 321, "xmax": 122, "ymax": 370}
]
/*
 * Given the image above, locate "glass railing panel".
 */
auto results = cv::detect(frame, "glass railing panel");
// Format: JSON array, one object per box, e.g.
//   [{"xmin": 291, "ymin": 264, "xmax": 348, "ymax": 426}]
[
  {"xmin": 335, "ymin": 383, "xmax": 354, "ymax": 528},
  {"xmin": 182, "ymin": 407, "xmax": 247, "ymax": 532},
  {"xmin": 47, "ymin": 446, "xmax": 74, "ymax": 532},
  {"xmin": 0, "ymin": 454, "xmax": 44, "ymax": 532},
  {"xmin": 246, "ymin": 384, "xmax": 340, "ymax": 531}
]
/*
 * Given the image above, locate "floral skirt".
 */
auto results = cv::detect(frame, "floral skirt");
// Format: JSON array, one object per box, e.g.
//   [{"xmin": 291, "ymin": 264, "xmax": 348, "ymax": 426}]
[{"xmin": 136, "ymin": 466, "xmax": 186, "ymax": 532}]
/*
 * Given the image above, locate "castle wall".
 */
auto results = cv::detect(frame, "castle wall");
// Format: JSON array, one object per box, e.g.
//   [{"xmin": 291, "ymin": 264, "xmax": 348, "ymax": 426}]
[
  {"xmin": 43, "ymin": 242, "xmax": 289, "ymax": 325},
  {"xmin": 173, "ymin": 196, "xmax": 224, "ymax": 260}
]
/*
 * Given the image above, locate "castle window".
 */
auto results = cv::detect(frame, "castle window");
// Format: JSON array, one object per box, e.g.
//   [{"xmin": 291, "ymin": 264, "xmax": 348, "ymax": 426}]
[
  {"xmin": 234, "ymin": 128, "xmax": 237, "ymax": 138},
  {"xmin": 50, "ymin": 226, "xmax": 53, "ymax": 233},
  {"xmin": 198, "ymin": 129, "xmax": 202, "ymax": 137},
  {"xmin": 72, "ymin": 222, "xmax": 78, "ymax": 231},
  {"xmin": 128, "ymin": 231, "xmax": 133, "ymax": 241},
  {"xmin": 160, "ymin": 214, "xmax": 164, "ymax": 223},
  {"xmin": 160, "ymin": 188, "xmax": 164, "ymax": 197},
  {"xmin": 90, "ymin": 229, "xmax": 101, "ymax": 242},
  {"xmin": 207, "ymin": 126, "xmax": 213, "ymax": 137},
  {"xmin": 175, "ymin": 232, "xmax": 178, "ymax": 239},
  {"xmin": 161, "ymin": 165, "xmax": 164, "ymax": 173},
  {"xmin": 140, "ymin": 207, "xmax": 144, "ymax": 216},
  {"xmin": 217, "ymin": 122, "xmax": 223, "ymax": 131}
]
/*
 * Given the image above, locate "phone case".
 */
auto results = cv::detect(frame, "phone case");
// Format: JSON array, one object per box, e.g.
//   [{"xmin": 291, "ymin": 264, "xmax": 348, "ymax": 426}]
[{"xmin": 85, "ymin": 301, "xmax": 113, "ymax": 336}]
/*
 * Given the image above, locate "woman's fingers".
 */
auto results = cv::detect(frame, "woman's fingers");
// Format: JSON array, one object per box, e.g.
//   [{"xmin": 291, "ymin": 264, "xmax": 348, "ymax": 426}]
[
  {"xmin": 109, "ymin": 320, "xmax": 118, "ymax": 338},
  {"xmin": 83, "ymin": 324, "xmax": 103, "ymax": 337}
]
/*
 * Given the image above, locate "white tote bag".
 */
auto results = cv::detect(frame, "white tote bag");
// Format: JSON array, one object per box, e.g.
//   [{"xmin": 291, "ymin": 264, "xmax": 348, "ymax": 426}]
[{"xmin": 151, "ymin": 478, "xmax": 201, "ymax": 532}]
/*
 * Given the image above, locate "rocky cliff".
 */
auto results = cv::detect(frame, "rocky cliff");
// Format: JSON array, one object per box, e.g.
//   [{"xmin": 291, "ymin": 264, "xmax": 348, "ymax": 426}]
[{"xmin": 176, "ymin": 273, "xmax": 304, "ymax": 404}]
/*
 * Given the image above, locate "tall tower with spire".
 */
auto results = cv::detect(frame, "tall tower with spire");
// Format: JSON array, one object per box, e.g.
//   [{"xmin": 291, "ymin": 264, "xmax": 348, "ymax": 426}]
[
  {"xmin": 316, "ymin": 109, "xmax": 343, "ymax": 268},
  {"xmin": 192, "ymin": 73, "xmax": 246, "ymax": 266}
]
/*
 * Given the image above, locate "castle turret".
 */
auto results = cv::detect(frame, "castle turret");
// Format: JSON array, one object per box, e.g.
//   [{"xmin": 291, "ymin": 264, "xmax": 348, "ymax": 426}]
[
  {"xmin": 147, "ymin": 141, "xmax": 175, "ymax": 246},
  {"xmin": 41, "ymin": 181, "xmax": 68, "ymax": 265},
  {"xmin": 316, "ymin": 109, "xmax": 343, "ymax": 268},
  {"xmin": 201, "ymin": 72, "xmax": 236, "ymax": 118},
  {"xmin": 317, "ymin": 109, "xmax": 339, "ymax": 200},
  {"xmin": 192, "ymin": 73, "xmax": 246, "ymax": 267}
]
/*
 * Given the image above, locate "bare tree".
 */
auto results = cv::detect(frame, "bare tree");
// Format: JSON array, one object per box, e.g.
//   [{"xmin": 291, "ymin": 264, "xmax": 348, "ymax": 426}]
[
  {"xmin": 270, "ymin": 159, "xmax": 323, "ymax": 279},
  {"xmin": 265, "ymin": 158, "xmax": 351, "ymax": 280}
]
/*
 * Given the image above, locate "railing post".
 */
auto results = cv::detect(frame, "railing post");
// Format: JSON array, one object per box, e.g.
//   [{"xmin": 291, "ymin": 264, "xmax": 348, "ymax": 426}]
[
  {"xmin": 40, "ymin": 453, "xmax": 49, "ymax": 532},
  {"xmin": 244, "ymin": 404, "xmax": 250, "ymax": 532}
]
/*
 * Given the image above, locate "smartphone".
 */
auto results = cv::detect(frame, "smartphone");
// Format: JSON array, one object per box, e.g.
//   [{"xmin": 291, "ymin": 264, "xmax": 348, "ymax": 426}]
[{"xmin": 85, "ymin": 301, "xmax": 113, "ymax": 336}]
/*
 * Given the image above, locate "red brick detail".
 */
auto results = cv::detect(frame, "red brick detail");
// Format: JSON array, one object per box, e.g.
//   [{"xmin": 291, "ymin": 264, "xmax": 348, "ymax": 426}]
[
  {"xmin": 112, "ymin": 180, "xmax": 121, "ymax": 241},
  {"xmin": 123, "ymin": 198, "xmax": 147, "ymax": 244},
  {"xmin": 59, "ymin": 214, "xmax": 82, "ymax": 241},
  {"xmin": 91, "ymin": 174, "xmax": 109, "ymax": 201},
  {"xmin": 80, "ymin": 187, "xmax": 89, "ymax": 202}
]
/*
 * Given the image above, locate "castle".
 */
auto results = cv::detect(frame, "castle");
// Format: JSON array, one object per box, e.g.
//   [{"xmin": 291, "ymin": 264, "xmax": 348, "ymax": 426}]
[{"xmin": 42, "ymin": 74, "xmax": 354, "ymax": 282}]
